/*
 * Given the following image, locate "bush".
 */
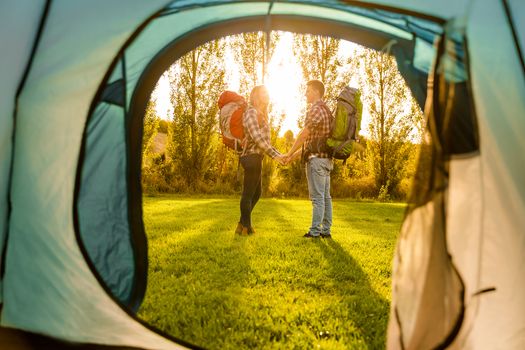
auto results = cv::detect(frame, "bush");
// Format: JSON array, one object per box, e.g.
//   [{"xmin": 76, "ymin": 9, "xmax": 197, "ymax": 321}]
[
  {"xmin": 142, "ymin": 154, "xmax": 178, "ymax": 194},
  {"xmin": 332, "ymin": 176, "xmax": 377, "ymax": 199},
  {"xmin": 270, "ymin": 176, "xmax": 308, "ymax": 198},
  {"xmin": 194, "ymin": 179, "xmax": 240, "ymax": 195},
  {"xmin": 377, "ymin": 182, "xmax": 391, "ymax": 202},
  {"xmin": 142, "ymin": 168, "xmax": 175, "ymax": 194},
  {"xmin": 396, "ymin": 177, "xmax": 412, "ymax": 202}
]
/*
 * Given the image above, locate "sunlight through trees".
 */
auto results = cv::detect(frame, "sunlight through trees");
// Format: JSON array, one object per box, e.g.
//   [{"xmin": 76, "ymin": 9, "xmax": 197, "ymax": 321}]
[{"xmin": 144, "ymin": 31, "xmax": 424, "ymax": 200}]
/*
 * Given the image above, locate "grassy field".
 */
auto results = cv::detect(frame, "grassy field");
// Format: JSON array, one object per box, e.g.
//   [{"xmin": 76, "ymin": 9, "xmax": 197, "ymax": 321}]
[{"xmin": 138, "ymin": 195, "xmax": 405, "ymax": 349}]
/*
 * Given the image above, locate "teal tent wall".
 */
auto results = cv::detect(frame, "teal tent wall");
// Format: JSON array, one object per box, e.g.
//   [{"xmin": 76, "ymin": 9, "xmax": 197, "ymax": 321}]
[
  {"xmin": 1, "ymin": 1, "xmax": 181, "ymax": 348},
  {"xmin": 0, "ymin": 0, "xmax": 47, "ymax": 304}
]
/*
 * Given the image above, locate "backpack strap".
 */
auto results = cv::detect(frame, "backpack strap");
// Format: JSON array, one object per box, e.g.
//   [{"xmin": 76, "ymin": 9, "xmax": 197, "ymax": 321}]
[
  {"xmin": 318, "ymin": 102, "xmax": 334, "ymax": 158},
  {"xmin": 332, "ymin": 139, "xmax": 352, "ymax": 155}
]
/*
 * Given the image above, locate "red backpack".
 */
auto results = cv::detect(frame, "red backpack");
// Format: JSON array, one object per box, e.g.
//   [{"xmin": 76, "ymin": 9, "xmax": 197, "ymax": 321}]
[{"xmin": 218, "ymin": 91, "xmax": 246, "ymax": 152}]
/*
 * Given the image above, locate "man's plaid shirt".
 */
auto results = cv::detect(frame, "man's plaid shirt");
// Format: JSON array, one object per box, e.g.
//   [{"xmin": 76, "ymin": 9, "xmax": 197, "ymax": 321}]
[
  {"xmin": 242, "ymin": 105, "xmax": 280, "ymax": 159},
  {"xmin": 305, "ymin": 99, "xmax": 333, "ymax": 158}
]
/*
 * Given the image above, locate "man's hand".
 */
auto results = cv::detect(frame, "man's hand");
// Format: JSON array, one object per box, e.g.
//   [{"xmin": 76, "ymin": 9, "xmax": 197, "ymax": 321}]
[
  {"xmin": 284, "ymin": 150, "xmax": 300, "ymax": 164},
  {"xmin": 275, "ymin": 155, "xmax": 287, "ymax": 165}
]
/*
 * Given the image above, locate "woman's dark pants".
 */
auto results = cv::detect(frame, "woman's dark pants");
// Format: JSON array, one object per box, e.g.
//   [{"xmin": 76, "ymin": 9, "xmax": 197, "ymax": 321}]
[{"xmin": 239, "ymin": 154, "xmax": 263, "ymax": 228}]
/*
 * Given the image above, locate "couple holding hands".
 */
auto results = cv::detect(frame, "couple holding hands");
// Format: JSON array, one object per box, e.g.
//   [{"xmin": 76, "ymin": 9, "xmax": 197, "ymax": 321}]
[{"xmin": 236, "ymin": 80, "xmax": 334, "ymax": 239}]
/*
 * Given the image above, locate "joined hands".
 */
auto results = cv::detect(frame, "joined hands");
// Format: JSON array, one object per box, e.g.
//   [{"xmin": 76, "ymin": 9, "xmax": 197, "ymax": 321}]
[
  {"xmin": 276, "ymin": 152, "xmax": 297, "ymax": 166},
  {"xmin": 275, "ymin": 155, "xmax": 288, "ymax": 166}
]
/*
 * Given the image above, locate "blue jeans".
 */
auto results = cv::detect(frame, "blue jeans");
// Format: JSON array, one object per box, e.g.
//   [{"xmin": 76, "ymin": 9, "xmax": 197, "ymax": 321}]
[{"xmin": 305, "ymin": 157, "xmax": 333, "ymax": 236}]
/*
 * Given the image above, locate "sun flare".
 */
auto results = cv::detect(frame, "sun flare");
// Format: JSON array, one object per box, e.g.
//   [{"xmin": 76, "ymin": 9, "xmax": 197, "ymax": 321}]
[{"xmin": 265, "ymin": 32, "xmax": 304, "ymax": 136}]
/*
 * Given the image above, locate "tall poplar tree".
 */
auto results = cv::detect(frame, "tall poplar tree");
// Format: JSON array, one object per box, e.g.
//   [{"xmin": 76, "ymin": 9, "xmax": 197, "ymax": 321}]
[
  {"xmin": 230, "ymin": 32, "xmax": 282, "ymax": 193},
  {"xmin": 142, "ymin": 98, "xmax": 159, "ymax": 158},
  {"xmin": 359, "ymin": 48, "xmax": 420, "ymax": 197},
  {"xmin": 293, "ymin": 34, "xmax": 354, "ymax": 115},
  {"xmin": 167, "ymin": 39, "xmax": 226, "ymax": 190},
  {"xmin": 230, "ymin": 31, "xmax": 280, "ymax": 97}
]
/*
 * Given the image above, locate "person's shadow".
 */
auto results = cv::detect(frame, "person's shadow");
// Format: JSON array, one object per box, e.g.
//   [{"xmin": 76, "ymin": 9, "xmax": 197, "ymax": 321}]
[
  {"xmin": 275, "ymin": 199, "xmax": 392, "ymax": 348},
  {"xmin": 140, "ymin": 197, "xmax": 392, "ymax": 349},
  {"xmin": 139, "ymin": 198, "xmax": 254, "ymax": 349},
  {"xmin": 317, "ymin": 238, "xmax": 390, "ymax": 349}
]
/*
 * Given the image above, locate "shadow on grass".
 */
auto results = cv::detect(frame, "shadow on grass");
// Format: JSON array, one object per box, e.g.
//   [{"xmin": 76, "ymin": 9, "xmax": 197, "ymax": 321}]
[
  {"xmin": 318, "ymin": 238, "xmax": 390, "ymax": 348},
  {"xmin": 334, "ymin": 201, "xmax": 405, "ymax": 240},
  {"xmin": 141, "ymin": 197, "xmax": 393, "ymax": 349},
  {"xmin": 139, "ymin": 198, "xmax": 258, "ymax": 349},
  {"xmin": 276, "ymin": 199, "xmax": 391, "ymax": 349}
]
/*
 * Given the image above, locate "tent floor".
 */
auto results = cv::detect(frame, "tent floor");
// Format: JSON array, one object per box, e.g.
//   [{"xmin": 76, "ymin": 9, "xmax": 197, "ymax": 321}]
[{"xmin": 0, "ymin": 326, "xmax": 144, "ymax": 350}]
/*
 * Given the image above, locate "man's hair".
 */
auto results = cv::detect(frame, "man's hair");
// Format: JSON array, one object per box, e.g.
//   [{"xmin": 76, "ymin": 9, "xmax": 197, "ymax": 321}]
[{"xmin": 306, "ymin": 80, "xmax": 325, "ymax": 98}]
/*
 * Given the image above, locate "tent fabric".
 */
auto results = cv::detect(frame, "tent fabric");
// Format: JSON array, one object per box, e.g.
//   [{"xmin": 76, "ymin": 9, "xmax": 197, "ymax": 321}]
[
  {"xmin": 78, "ymin": 54, "xmax": 148, "ymax": 311},
  {"xmin": 101, "ymin": 79, "xmax": 126, "ymax": 107},
  {"xmin": 388, "ymin": 0, "xmax": 525, "ymax": 349},
  {"xmin": 0, "ymin": 0, "xmax": 47, "ymax": 304},
  {"xmin": 0, "ymin": 0, "xmax": 524, "ymax": 349},
  {"xmin": 1, "ymin": 0, "xmax": 184, "ymax": 348},
  {"xmin": 507, "ymin": 0, "xmax": 524, "ymax": 74},
  {"xmin": 387, "ymin": 28, "xmax": 468, "ymax": 349},
  {"xmin": 455, "ymin": 1, "xmax": 525, "ymax": 347},
  {"xmin": 388, "ymin": 196, "xmax": 464, "ymax": 349},
  {"xmin": 358, "ymin": 0, "xmax": 470, "ymax": 21},
  {"xmin": 78, "ymin": 102, "xmax": 135, "ymax": 307}
]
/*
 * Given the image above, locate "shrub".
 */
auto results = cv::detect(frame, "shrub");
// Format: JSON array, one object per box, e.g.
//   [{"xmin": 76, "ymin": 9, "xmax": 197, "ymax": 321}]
[
  {"xmin": 332, "ymin": 176, "xmax": 377, "ymax": 199},
  {"xmin": 377, "ymin": 182, "xmax": 391, "ymax": 202},
  {"xmin": 395, "ymin": 177, "xmax": 412, "ymax": 202}
]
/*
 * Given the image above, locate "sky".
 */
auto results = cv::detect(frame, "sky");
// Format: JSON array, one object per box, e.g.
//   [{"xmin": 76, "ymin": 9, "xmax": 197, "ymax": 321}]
[{"xmin": 152, "ymin": 32, "xmax": 361, "ymax": 136}]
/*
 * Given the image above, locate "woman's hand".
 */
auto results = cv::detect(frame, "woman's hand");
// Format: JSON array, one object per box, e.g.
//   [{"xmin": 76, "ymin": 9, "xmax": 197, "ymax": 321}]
[{"xmin": 275, "ymin": 155, "xmax": 287, "ymax": 165}]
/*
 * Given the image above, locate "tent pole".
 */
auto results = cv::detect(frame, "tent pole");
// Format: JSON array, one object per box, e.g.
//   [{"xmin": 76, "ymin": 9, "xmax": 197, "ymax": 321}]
[{"xmin": 263, "ymin": 1, "xmax": 275, "ymax": 84}]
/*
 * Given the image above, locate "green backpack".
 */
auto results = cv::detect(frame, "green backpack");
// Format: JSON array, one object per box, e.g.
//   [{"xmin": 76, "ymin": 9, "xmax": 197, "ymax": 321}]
[{"xmin": 326, "ymin": 86, "xmax": 362, "ymax": 160}]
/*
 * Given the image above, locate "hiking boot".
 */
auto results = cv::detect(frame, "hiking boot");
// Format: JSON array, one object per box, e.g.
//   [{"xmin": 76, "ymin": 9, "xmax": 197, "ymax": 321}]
[
  {"xmin": 241, "ymin": 227, "xmax": 250, "ymax": 236},
  {"xmin": 320, "ymin": 233, "xmax": 332, "ymax": 238},
  {"xmin": 303, "ymin": 232, "xmax": 320, "ymax": 238},
  {"xmin": 235, "ymin": 222, "xmax": 243, "ymax": 235},
  {"xmin": 247, "ymin": 226, "xmax": 255, "ymax": 235}
]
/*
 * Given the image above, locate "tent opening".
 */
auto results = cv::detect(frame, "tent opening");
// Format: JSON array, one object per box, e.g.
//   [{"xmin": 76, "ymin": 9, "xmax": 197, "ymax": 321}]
[
  {"xmin": 131, "ymin": 26, "xmax": 474, "ymax": 346},
  {"xmin": 73, "ymin": 2, "xmax": 479, "ymax": 348}
]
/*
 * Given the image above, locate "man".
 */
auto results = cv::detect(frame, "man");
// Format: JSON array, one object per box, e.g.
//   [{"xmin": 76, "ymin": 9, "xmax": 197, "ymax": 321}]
[{"xmin": 285, "ymin": 80, "xmax": 334, "ymax": 238}]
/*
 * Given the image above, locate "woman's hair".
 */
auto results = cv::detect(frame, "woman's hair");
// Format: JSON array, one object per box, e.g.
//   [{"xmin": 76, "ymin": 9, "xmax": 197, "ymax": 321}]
[{"xmin": 249, "ymin": 85, "xmax": 268, "ymax": 106}]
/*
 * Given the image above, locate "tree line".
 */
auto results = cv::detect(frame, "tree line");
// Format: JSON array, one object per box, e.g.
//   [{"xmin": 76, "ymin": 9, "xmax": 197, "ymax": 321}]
[{"xmin": 142, "ymin": 32, "xmax": 425, "ymax": 201}]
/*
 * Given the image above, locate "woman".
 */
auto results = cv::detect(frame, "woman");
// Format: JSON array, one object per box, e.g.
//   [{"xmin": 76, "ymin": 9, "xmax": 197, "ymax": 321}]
[{"xmin": 236, "ymin": 85, "xmax": 284, "ymax": 236}]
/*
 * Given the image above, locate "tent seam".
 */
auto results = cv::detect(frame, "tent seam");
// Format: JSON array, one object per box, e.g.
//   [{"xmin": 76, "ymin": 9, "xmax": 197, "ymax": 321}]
[
  {"xmin": 501, "ymin": 0, "xmax": 525, "ymax": 78},
  {"xmin": 1, "ymin": 0, "xmax": 53, "ymax": 280},
  {"xmin": 72, "ymin": 3, "xmax": 204, "ymax": 349}
]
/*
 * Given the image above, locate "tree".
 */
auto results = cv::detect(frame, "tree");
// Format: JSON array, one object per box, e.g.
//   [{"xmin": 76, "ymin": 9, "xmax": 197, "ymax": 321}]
[
  {"xmin": 230, "ymin": 31, "xmax": 280, "ymax": 97},
  {"xmin": 230, "ymin": 32, "xmax": 283, "ymax": 193},
  {"xmin": 142, "ymin": 98, "xmax": 159, "ymax": 158},
  {"xmin": 167, "ymin": 39, "xmax": 226, "ymax": 190},
  {"xmin": 275, "ymin": 130, "xmax": 307, "ymax": 196},
  {"xmin": 293, "ymin": 34, "xmax": 361, "ymax": 189},
  {"xmin": 142, "ymin": 98, "xmax": 173, "ymax": 194},
  {"xmin": 358, "ymin": 48, "xmax": 420, "ymax": 198},
  {"xmin": 158, "ymin": 119, "xmax": 169, "ymax": 134},
  {"xmin": 293, "ymin": 34, "xmax": 356, "ymax": 117}
]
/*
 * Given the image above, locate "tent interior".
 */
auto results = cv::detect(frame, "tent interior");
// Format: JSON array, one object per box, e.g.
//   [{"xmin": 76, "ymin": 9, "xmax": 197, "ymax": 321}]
[{"xmin": 0, "ymin": 0, "xmax": 524, "ymax": 349}]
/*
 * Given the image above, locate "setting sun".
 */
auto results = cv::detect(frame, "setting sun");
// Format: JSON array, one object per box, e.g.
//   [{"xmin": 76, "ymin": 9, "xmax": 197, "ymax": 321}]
[
  {"xmin": 154, "ymin": 32, "xmax": 363, "ymax": 137},
  {"xmin": 265, "ymin": 32, "xmax": 304, "ymax": 136}
]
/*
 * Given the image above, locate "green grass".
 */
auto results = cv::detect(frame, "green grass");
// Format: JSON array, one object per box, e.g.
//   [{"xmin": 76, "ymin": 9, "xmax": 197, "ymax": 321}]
[{"xmin": 138, "ymin": 195, "xmax": 405, "ymax": 350}]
